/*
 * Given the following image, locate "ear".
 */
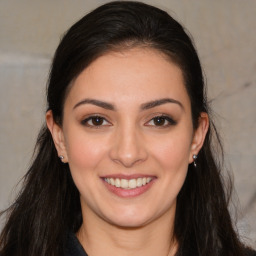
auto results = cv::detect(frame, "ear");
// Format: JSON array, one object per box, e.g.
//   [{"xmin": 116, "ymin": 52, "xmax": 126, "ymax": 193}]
[
  {"xmin": 46, "ymin": 110, "xmax": 68, "ymax": 163},
  {"xmin": 189, "ymin": 112, "xmax": 209, "ymax": 163}
]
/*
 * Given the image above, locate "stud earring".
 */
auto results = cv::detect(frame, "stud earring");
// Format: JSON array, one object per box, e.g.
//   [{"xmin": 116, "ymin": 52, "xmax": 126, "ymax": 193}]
[
  {"xmin": 59, "ymin": 155, "xmax": 64, "ymax": 162},
  {"xmin": 193, "ymin": 154, "xmax": 198, "ymax": 167}
]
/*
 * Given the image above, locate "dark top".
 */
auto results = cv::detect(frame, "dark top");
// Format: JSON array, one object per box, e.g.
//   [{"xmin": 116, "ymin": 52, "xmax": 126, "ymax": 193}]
[
  {"xmin": 244, "ymin": 248, "xmax": 256, "ymax": 256},
  {"xmin": 64, "ymin": 233, "xmax": 88, "ymax": 256},
  {"xmin": 65, "ymin": 232, "xmax": 256, "ymax": 256}
]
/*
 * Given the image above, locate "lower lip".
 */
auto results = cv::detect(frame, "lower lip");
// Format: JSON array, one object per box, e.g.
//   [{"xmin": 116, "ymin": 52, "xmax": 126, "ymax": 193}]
[{"xmin": 102, "ymin": 179, "xmax": 156, "ymax": 198}]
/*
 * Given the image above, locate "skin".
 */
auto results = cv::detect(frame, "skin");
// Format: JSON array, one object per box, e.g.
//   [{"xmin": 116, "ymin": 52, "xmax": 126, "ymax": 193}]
[{"xmin": 46, "ymin": 48, "xmax": 209, "ymax": 256}]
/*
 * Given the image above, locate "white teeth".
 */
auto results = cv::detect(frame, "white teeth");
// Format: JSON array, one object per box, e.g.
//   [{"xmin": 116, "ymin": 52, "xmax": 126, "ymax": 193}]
[
  {"xmin": 128, "ymin": 179, "xmax": 137, "ymax": 189},
  {"xmin": 121, "ymin": 179, "xmax": 129, "ymax": 188},
  {"xmin": 115, "ymin": 178, "xmax": 121, "ymax": 187},
  {"xmin": 104, "ymin": 177, "xmax": 153, "ymax": 189},
  {"xmin": 136, "ymin": 178, "xmax": 143, "ymax": 187},
  {"xmin": 110, "ymin": 178, "xmax": 115, "ymax": 186}
]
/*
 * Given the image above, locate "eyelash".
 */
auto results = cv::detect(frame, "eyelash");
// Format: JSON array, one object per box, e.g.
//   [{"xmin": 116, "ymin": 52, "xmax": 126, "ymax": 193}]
[
  {"xmin": 81, "ymin": 115, "xmax": 111, "ymax": 128},
  {"xmin": 145, "ymin": 115, "xmax": 177, "ymax": 127},
  {"xmin": 81, "ymin": 115, "xmax": 177, "ymax": 128}
]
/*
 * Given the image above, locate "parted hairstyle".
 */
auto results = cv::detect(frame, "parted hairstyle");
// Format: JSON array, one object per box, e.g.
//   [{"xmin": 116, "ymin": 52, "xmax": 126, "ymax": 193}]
[{"xmin": 0, "ymin": 1, "xmax": 248, "ymax": 255}]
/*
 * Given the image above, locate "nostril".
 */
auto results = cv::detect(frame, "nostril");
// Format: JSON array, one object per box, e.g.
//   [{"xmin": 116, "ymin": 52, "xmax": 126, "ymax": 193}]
[
  {"xmin": 108, "ymin": 128, "xmax": 148, "ymax": 167},
  {"xmin": 109, "ymin": 145, "xmax": 148, "ymax": 167}
]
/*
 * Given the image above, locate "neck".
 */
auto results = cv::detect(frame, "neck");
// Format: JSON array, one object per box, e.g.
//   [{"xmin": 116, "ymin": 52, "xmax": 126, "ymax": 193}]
[{"xmin": 77, "ymin": 205, "xmax": 177, "ymax": 256}]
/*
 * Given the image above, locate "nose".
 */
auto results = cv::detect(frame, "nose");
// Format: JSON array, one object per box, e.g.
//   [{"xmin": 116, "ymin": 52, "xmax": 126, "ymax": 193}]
[{"xmin": 109, "ymin": 124, "xmax": 148, "ymax": 168}]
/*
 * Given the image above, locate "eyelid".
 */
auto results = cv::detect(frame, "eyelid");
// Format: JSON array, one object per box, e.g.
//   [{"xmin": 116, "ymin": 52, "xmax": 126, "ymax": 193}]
[
  {"xmin": 81, "ymin": 114, "xmax": 112, "ymax": 128},
  {"xmin": 80, "ymin": 113, "xmax": 177, "ymax": 128},
  {"xmin": 145, "ymin": 114, "xmax": 177, "ymax": 127}
]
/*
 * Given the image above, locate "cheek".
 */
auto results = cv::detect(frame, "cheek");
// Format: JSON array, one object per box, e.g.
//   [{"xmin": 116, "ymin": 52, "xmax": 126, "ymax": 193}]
[
  {"xmin": 151, "ymin": 130, "xmax": 192, "ymax": 202},
  {"xmin": 64, "ymin": 132, "xmax": 110, "ymax": 200},
  {"xmin": 150, "ymin": 130, "xmax": 192, "ymax": 170},
  {"xmin": 64, "ymin": 129, "xmax": 108, "ymax": 172}
]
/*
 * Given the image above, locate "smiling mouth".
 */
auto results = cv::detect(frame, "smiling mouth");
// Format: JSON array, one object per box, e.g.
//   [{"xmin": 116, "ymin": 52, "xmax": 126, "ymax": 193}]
[{"xmin": 104, "ymin": 177, "xmax": 153, "ymax": 189}]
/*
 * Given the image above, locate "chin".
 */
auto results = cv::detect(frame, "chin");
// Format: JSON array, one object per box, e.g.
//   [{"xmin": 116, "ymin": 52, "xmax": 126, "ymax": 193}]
[
  {"xmin": 102, "ymin": 207, "xmax": 158, "ymax": 228},
  {"xmin": 109, "ymin": 216, "xmax": 151, "ymax": 229}
]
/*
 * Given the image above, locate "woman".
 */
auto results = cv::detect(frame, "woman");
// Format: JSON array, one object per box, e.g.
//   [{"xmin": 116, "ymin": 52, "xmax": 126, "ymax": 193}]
[{"xmin": 0, "ymin": 1, "xmax": 255, "ymax": 256}]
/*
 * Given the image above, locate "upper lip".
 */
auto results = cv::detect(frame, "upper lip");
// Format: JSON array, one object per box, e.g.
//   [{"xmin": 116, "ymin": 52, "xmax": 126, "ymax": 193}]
[{"xmin": 101, "ymin": 174, "xmax": 156, "ymax": 179}]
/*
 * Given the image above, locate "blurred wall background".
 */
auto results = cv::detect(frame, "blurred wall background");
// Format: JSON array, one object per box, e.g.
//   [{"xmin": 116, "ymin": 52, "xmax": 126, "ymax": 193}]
[{"xmin": 0, "ymin": 0, "xmax": 255, "ymax": 248}]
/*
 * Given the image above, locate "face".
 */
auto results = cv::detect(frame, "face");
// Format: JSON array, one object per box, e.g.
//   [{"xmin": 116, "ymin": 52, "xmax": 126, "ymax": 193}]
[{"xmin": 48, "ymin": 48, "xmax": 208, "ymax": 228}]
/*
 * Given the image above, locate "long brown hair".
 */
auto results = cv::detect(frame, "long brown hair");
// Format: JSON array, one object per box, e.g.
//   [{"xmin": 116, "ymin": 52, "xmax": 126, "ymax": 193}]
[{"xmin": 0, "ymin": 1, "xmax": 245, "ymax": 255}]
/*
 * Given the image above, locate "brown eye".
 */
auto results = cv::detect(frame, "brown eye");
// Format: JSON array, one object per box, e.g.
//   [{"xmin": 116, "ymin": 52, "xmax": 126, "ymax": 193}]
[
  {"xmin": 81, "ymin": 116, "xmax": 110, "ymax": 127},
  {"xmin": 91, "ymin": 116, "xmax": 104, "ymax": 126},
  {"xmin": 146, "ymin": 115, "xmax": 177, "ymax": 127},
  {"xmin": 153, "ymin": 116, "xmax": 166, "ymax": 126}
]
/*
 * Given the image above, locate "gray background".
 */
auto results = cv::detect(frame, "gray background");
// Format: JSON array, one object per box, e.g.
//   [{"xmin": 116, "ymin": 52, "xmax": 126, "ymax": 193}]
[{"xmin": 0, "ymin": 0, "xmax": 255, "ymax": 249}]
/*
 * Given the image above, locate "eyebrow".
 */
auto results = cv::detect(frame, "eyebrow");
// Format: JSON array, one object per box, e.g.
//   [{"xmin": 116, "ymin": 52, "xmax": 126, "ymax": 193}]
[
  {"xmin": 140, "ymin": 98, "xmax": 184, "ymax": 110},
  {"xmin": 73, "ymin": 99, "xmax": 115, "ymax": 110},
  {"xmin": 73, "ymin": 98, "xmax": 183, "ymax": 111}
]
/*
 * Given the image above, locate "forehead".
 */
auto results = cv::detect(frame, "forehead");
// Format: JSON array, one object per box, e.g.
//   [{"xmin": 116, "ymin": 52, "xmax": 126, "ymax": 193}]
[{"xmin": 65, "ymin": 48, "xmax": 190, "ymax": 109}]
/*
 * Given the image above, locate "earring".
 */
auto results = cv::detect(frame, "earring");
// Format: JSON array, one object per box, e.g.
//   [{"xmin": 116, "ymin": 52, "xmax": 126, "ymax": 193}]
[
  {"xmin": 193, "ymin": 154, "xmax": 198, "ymax": 167},
  {"xmin": 59, "ymin": 155, "xmax": 64, "ymax": 162}
]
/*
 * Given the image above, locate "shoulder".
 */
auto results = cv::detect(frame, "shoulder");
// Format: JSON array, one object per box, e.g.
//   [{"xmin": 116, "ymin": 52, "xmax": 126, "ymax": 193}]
[{"xmin": 64, "ymin": 232, "xmax": 88, "ymax": 256}]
